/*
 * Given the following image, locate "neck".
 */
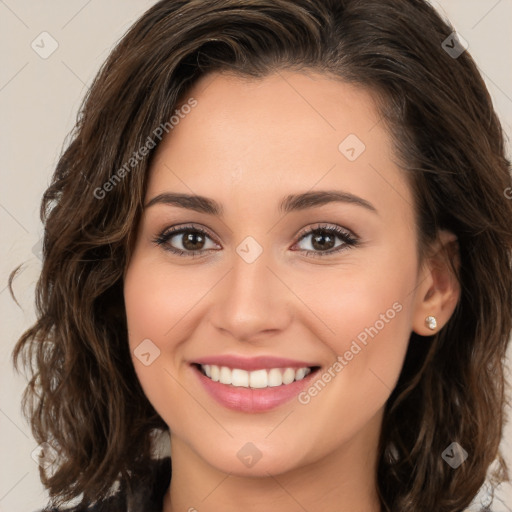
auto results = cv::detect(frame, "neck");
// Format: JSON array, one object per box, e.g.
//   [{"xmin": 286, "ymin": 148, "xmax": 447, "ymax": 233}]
[{"xmin": 163, "ymin": 413, "xmax": 383, "ymax": 512}]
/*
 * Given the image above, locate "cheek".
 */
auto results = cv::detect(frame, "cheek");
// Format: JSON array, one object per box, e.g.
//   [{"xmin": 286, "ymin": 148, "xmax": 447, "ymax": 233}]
[
  {"xmin": 123, "ymin": 257, "xmax": 202, "ymax": 434},
  {"xmin": 329, "ymin": 277, "xmax": 412, "ymax": 369},
  {"xmin": 124, "ymin": 256, "xmax": 206, "ymax": 347},
  {"xmin": 123, "ymin": 253, "xmax": 225, "ymax": 411},
  {"xmin": 123, "ymin": 257, "xmax": 182, "ymax": 381},
  {"xmin": 293, "ymin": 245, "xmax": 417, "ymax": 422},
  {"xmin": 299, "ymin": 248, "xmax": 415, "ymax": 359}
]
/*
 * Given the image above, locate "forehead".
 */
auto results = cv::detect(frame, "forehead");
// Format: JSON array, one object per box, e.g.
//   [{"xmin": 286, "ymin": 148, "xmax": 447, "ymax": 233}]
[{"xmin": 146, "ymin": 70, "xmax": 413, "ymax": 223}]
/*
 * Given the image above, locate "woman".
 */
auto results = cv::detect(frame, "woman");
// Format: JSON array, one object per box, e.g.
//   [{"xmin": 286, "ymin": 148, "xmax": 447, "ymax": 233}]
[{"xmin": 11, "ymin": 0, "xmax": 512, "ymax": 511}]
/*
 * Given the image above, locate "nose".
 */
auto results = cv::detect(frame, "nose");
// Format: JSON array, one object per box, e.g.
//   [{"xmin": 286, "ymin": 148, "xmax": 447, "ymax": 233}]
[{"xmin": 209, "ymin": 246, "xmax": 292, "ymax": 343}]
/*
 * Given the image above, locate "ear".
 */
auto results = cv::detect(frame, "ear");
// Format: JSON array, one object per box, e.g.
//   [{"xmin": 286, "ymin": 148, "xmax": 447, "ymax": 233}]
[{"xmin": 412, "ymin": 230, "xmax": 461, "ymax": 336}]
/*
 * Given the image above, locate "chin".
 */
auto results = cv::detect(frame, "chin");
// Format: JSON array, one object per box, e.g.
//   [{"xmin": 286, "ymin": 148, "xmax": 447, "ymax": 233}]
[{"xmin": 178, "ymin": 432, "xmax": 310, "ymax": 477}]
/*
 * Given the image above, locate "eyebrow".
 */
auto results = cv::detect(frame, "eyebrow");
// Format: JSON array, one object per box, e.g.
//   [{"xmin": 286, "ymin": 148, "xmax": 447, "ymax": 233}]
[{"xmin": 144, "ymin": 190, "xmax": 378, "ymax": 216}]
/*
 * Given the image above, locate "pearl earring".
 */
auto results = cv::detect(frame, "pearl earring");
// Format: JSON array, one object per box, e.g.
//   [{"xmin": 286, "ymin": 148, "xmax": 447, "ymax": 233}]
[{"xmin": 425, "ymin": 315, "xmax": 437, "ymax": 331}]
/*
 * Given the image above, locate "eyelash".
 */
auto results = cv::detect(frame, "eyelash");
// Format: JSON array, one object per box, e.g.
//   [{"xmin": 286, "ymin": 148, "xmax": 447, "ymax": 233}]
[{"xmin": 152, "ymin": 223, "xmax": 359, "ymax": 259}]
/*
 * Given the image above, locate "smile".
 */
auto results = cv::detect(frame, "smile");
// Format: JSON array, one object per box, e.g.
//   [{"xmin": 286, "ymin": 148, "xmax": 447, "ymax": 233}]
[
  {"xmin": 191, "ymin": 356, "xmax": 321, "ymax": 412},
  {"xmin": 199, "ymin": 364, "xmax": 312, "ymax": 388}
]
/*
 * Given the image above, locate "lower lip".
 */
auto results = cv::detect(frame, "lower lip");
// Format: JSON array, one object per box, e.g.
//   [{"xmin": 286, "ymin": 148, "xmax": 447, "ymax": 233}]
[{"xmin": 192, "ymin": 365, "xmax": 318, "ymax": 413}]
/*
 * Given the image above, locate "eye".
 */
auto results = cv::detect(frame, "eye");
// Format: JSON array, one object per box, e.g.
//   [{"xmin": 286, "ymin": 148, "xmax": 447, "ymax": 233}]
[
  {"xmin": 152, "ymin": 224, "xmax": 219, "ymax": 258},
  {"xmin": 153, "ymin": 222, "xmax": 359, "ymax": 258},
  {"xmin": 292, "ymin": 224, "xmax": 359, "ymax": 257}
]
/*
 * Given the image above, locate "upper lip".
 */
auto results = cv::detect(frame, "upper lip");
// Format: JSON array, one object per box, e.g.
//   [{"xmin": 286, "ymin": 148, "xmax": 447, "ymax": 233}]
[{"xmin": 192, "ymin": 355, "xmax": 319, "ymax": 371}]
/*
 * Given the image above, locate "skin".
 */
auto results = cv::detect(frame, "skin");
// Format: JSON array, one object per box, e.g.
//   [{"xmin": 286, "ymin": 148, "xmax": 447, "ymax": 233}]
[{"xmin": 123, "ymin": 70, "xmax": 460, "ymax": 512}]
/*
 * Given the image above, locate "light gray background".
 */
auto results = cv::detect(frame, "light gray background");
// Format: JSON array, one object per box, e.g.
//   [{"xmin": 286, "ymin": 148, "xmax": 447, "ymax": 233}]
[{"xmin": 1, "ymin": 1, "xmax": 511, "ymax": 511}]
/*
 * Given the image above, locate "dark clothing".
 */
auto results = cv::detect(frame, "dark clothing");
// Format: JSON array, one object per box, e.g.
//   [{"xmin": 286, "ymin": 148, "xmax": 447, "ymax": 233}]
[{"xmin": 35, "ymin": 457, "xmax": 172, "ymax": 512}]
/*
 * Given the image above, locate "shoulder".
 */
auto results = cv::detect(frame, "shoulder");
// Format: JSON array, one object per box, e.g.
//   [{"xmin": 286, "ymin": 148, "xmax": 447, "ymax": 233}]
[
  {"xmin": 128, "ymin": 456, "xmax": 172, "ymax": 512},
  {"xmin": 32, "ymin": 457, "xmax": 172, "ymax": 512}
]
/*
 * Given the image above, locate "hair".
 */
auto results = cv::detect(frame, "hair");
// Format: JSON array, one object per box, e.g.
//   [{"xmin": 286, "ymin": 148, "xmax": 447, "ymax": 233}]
[{"xmin": 10, "ymin": 0, "xmax": 512, "ymax": 511}]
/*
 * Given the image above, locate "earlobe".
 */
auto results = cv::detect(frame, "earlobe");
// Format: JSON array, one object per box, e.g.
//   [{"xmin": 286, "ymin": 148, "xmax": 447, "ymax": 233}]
[{"xmin": 412, "ymin": 230, "xmax": 461, "ymax": 336}]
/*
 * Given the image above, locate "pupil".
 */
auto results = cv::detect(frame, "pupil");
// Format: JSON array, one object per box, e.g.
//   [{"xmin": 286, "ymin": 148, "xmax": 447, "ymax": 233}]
[
  {"xmin": 312, "ymin": 230, "xmax": 335, "ymax": 251},
  {"xmin": 183, "ymin": 231, "xmax": 204, "ymax": 250}
]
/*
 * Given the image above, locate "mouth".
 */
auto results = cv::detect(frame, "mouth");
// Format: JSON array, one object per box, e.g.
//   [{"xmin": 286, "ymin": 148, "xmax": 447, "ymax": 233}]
[
  {"xmin": 194, "ymin": 363, "xmax": 317, "ymax": 389},
  {"xmin": 190, "ymin": 356, "xmax": 321, "ymax": 412}
]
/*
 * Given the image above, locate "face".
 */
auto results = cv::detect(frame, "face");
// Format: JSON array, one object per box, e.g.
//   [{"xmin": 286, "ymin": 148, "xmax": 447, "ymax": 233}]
[{"xmin": 123, "ymin": 70, "xmax": 424, "ymax": 477}]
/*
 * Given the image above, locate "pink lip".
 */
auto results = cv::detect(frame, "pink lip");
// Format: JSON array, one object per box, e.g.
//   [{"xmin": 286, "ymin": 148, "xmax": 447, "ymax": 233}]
[
  {"xmin": 192, "ymin": 355, "xmax": 316, "ymax": 371},
  {"xmin": 191, "ymin": 364, "xmax": 319, "ymax": 413}
]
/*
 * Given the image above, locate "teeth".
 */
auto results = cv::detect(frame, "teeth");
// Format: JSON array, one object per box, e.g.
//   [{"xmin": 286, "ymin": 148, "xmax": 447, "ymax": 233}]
[
  {"xmin": 268, "ymin": 368, "xmax": 283, "ymax": 387},
  {"xmin": 231, "ymin": 369, "xmax": 249, "ymax": 387},
  {"xmin": 295, "ymin": 367, "xmax": 307, "ymax": 380},
  {"xmin": 282, "ymin": 368, "xmax": 295, "ymax": 385},
  {"xmin": 210, "ymin": 365, "xmax": 220, "ymax": 382},
  {"xmin": 200, "ymin": 365, "xmax": 312, "ymax": 388},
  {"xmin": 219, "ymin": 366, "xmax": 232, "ymax": 385},
  {"xmin": 249, "ymin": 369, "xmax": 268, "ymax": 388}
]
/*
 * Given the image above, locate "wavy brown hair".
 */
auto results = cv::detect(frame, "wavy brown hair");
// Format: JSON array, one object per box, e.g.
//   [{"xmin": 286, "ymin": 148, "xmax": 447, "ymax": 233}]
[{"xmin": 10, "ymin": 0, "xmax": 512, "ymax": 510}]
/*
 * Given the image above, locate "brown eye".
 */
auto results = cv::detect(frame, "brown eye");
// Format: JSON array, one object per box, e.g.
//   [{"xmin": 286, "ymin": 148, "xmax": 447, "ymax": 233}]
[
  {"xmin": 178, "ymin": 230, "xmax": 207, "ymax": 251},
  {"xmin": 153, "ymin": 225, "xmax": 219, "ymax": 257},
  {"xmin": 293, "ymin": 225, "xmax": 359, "ymax": 257}
]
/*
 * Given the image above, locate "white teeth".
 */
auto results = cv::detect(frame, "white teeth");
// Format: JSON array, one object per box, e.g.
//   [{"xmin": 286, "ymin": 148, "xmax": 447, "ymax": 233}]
[
  {"xmin": 295, "ymin": 367, "xmax": 307, "ymax": 380},
  {"xmin": 199, "ymin": 365, "xmax": 312, "ymax": 388},
  {"xmin": 267, "ymin": 368, "xmax": 283, "ymax": 387},
  {"xmin": 282, "ymin": 368, "xmax": 295, "ymax": 385},
  {"xmin": 249, "ymin": 369, "xmax": 268, "ymax": 389},
  {"xmin": 231, "ymin": 369, "xmax": 249, "ymax": 387},
  {"xmin": 210, "ymin": 365, "xmax": 220, "ymax": 382},
  {"xmin": 219, "ymin": 366, "xmax": 232, "ymax": 385}
]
